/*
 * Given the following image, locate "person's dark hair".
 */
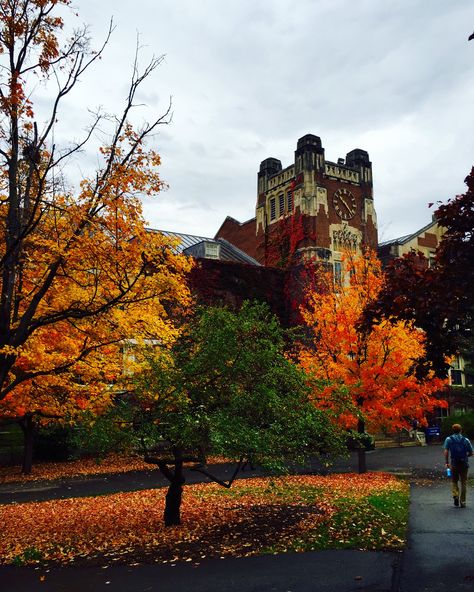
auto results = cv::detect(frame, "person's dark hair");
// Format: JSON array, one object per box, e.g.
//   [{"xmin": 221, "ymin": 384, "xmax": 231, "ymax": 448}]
[{"xmin": 452, "ymin": 423, "xmax": 462, "ymax": 433}]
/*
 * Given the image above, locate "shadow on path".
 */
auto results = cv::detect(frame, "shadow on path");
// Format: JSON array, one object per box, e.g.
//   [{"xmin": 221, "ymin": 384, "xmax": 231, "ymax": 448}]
[{"xmin": 0, "ymin": 549, "xmax": 398, "ymax": 592}]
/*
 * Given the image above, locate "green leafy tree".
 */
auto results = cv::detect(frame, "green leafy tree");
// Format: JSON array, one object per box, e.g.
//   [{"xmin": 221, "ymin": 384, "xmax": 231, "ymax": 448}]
[{"xmin": 130, "ymin": 302, "xmax": 345, "ymax": 526}]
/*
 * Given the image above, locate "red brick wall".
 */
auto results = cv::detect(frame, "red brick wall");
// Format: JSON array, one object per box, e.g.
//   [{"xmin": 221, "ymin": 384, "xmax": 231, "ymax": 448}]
[
  {"xmin": 255, "ymin": 178, "xmax": 377, "ymax": 263},
  {"xmin": 364, "ymin": 217, "xmax": 378, "ymax": 250},
  {"xmin": 418, "ymin": 232, "xmax": 439, "ymax": 249},
  {"xmin": 317, "ymin": 177, "xmax": 377, "ymax": 250},
  {"xmin": 215, "ymin": 217, "xmax": 258, "ymax": 260},
  {"xmin": 188, "ymin": 259, "xmax": 289, "ymax": 324}
]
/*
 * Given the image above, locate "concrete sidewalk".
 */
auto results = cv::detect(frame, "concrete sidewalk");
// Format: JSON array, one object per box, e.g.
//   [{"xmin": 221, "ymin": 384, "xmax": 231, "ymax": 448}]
[
  {"xmin": 0, "ymin": 550, "xmax": 399, "ymax": 592},
  {"xmin": 0, "ymin": 445, "xmax": 446, "ymax": 505},
  {"xmin": 399, "ymin": 481, "xmax": 474, "ymax": 592}
]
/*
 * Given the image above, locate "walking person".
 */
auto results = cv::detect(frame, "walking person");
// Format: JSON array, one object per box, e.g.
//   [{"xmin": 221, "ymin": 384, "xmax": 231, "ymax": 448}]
[{"xmin": 444, "ymin": 423, "xmax": 473, "ymax": 507}]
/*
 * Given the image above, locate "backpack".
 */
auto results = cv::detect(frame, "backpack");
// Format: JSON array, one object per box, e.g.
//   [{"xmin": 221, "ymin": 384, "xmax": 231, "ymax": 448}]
[{"xmin": 449, "ymin": 435, "xmax": 469, "ymax": 463}]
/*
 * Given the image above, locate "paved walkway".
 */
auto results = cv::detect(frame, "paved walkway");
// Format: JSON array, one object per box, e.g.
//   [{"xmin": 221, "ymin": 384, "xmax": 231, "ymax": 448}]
[
  {"xmin": 0, "ymin": 551, "xmax": 397, "ymax": 592},
  {"xmin": 0, "ymin": 445, "xmax": 471, "ymax": 591},
  {"xmin": 399, "ymin": 481, "xmax": 474, "ymax": 592},
  {"xmin": 0, "ymin": 445, "xmax": 445, "ymax": 505}
]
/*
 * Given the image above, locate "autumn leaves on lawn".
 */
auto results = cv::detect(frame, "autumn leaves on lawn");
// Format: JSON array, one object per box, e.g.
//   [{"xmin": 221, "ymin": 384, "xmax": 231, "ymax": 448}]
[{"xmin": 0, "ymin": 473, "xmax": 409, "ymax": 566}]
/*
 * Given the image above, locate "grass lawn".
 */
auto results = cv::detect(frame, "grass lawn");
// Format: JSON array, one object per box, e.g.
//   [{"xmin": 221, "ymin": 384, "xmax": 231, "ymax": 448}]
[{"xmin": 0, "ymin": 472, "xmax": 409, "ymax": 567}]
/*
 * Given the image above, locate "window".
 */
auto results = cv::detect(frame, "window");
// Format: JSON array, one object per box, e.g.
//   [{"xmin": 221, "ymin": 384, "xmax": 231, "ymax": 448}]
[
  {"xmin": 279, "ymin": 193, "xmax": 285, "ymax": 216},
  {"xmin": 450, "ymin": 370, "xmax": 462, "ymax": 386},
  {"xmin": 204, "ymin": 242, "xmax": 220, "ymax": 259},
  {"xmin": 334, "ymin": 261, "xmax": 342, "ymax": 286},
  {"xmin": 287, "ymin": 191, "xmax": 293, "ymax": 211},
  {"xmin": 451, "ymin": 356, "xmax": 461, "ymax": 370},
  {"xmin": 438, "ymin": 407, "xmax": 449, "ymax": 420},
  {"xmin": 269, "ymin": 197, "xmax": 276, "ymax": 221}
]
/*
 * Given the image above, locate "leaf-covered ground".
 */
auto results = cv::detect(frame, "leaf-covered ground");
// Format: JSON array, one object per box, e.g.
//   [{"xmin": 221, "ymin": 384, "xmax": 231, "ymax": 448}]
[
  {"xmin": 0, "ymin": 453, "xmax": 151, "ymax": 484},
  {"xmin": 0, "ymin": 453, "xmax": 229, "ymax": 484},
  {"xmin": 0, "ymin": 473, "xmax": 409, "ymax": 566}
]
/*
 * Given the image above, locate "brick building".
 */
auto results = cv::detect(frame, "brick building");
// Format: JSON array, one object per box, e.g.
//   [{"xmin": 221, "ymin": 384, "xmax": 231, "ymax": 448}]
[
  {"xmin": 216, "ymin": 133, "xmax": 378, "ymax": 274},
  {"xmin": 376, "ymin": 219, "xmax": 474, "ymax": 416},
  {"xmin": 377, "ymin": 218, "xmax": 445, "ymax": 268},
  {"xmin": 154, "ymin": 138, "xmax": 469, "ymax": 420}
]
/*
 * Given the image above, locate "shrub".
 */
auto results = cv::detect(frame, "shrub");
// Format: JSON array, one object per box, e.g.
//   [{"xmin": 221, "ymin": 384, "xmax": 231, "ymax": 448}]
[
  {"xmin": 441, "ymin": 412, "xmax": 474, "ymax": 440},
  {"xmin": 34, "ymin": 425, "xmax": 80, "ymax": 461}
]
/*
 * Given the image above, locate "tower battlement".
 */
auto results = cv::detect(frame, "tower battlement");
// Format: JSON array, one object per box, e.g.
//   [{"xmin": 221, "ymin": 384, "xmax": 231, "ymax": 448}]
[{"xmin": 217, "ymin": 134, "xmax": 378, "ymax": 267}]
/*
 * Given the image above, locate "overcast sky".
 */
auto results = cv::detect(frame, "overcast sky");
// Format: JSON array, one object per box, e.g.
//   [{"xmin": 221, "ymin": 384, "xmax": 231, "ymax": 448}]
[{"xmin": 55, "ymin": 1, "xmax": 474, "ymax": 242}]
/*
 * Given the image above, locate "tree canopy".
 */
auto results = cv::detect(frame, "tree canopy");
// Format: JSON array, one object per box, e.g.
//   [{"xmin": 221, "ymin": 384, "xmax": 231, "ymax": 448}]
[
  {"xmin": 299, "ymin": 249, "xmax": 447, "ymax": 472},
  {"xmin": 0, "ymin": 1, "xmax": 192, "ymax": 472},
  {"xmin": 368, "ymin": 167, "xmax": 474, "ymax": 378},
  {"xmin": 130, "ymin": 301, "xmax": 345, "ymax": 525}
]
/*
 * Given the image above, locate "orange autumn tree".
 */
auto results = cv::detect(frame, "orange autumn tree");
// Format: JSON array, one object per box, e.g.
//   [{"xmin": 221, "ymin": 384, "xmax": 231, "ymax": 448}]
[
  {"xmin": 0, "ymin": 225, "xmax": 191, "ymax": 473},
  {"xmin": 0, "ymin": 0, "xmax": 192, "ymax": 471},
  {"xmin": 0, "ymin": 330, "xmax": 118, "ymax": 472},
  {"xmin": 299, "ymin": 249, "xmax": 447, "ymax": 473}
]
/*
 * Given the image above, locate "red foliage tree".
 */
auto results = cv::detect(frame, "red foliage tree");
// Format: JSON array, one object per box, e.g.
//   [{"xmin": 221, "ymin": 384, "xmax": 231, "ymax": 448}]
[{"xmin": 367, "ymin": 167, "xmax": 474, "ymax": 378}]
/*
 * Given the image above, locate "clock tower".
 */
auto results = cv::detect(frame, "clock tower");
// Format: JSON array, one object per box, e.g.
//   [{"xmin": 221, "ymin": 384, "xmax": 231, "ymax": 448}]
[{"xmin": 254, "ymin": 134, "xmax": 378, "ymax": 267}]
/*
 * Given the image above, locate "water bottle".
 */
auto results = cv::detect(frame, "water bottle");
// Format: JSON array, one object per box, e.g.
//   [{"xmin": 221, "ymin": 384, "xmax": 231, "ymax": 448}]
[{"xmin": 447, "ymin": 467, "xmax": 452, "ymax": 477}]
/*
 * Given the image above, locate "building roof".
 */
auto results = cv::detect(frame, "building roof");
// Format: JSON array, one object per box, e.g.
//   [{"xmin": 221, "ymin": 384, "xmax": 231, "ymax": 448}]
[
  {"xmin": 213, "ymin": 215, "xmax": 257, "ymax": 239},
  {"xmin": 149, "ymin": 229, "xmax": 261, "ymax": 266},
  {"xmin": 378, "ymin": 234, "xmax": 413, "ymax": 248},
  {"xmin": 378, "ymin": 219, "xmax": 438, "ymax": 248},
  {"xmin": 215, "ymin": 238, "xmax": 261, "ymax": 265}
]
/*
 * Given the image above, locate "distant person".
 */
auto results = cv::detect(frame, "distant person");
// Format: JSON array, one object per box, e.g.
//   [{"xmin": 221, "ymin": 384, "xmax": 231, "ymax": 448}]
[{"xmin": 444, "ymin": 423, "xmax": 473, "ymax": 507}]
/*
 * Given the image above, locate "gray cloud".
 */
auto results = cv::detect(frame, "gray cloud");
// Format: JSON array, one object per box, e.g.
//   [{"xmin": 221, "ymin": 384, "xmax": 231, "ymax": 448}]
[{"xmin": 42, "ymin": 0, "xmax": 474, "ymax": 241}]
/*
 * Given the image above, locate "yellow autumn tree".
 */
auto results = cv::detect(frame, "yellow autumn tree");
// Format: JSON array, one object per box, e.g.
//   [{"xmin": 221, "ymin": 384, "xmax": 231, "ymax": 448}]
[
  {"xmin": 0, "ymin": 222, "xmax": 191, "ymax": 472},
  {"xmin": 299, "ymin": 249, "xmax": 447, "ymax": 472},
  {"xmin": 0, "ymin": 1, "xmax": 192, "ymax": 471}
]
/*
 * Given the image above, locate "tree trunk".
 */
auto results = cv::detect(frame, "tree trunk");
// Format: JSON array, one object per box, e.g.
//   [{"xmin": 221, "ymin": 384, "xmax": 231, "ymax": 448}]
[
  {"xmin": 164, "ymin": 476, "xmax": 184, "ymax": 526},
  {"xmin": 160, "ymin": 448, "xmax": 186, "ymax": 526},
  {"xmin": 357, "ymin": 418, "xmax": 367, "ymax": 474},
  {"xmin": 20, "ymin": 414, "xmax": 35, "ymax": 475}
]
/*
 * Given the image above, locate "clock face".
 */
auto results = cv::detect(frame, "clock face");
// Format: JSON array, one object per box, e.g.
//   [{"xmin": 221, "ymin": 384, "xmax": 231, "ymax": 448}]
[{"xmin": 333, "ymin": 188, "xmax": 356, "ymax": 220}]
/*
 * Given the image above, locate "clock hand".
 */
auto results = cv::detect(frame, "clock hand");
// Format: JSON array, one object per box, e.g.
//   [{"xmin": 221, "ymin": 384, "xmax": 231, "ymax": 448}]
[{"xmin": 339, "ymin": 196, "xmax": 352, "ymax": 212}]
